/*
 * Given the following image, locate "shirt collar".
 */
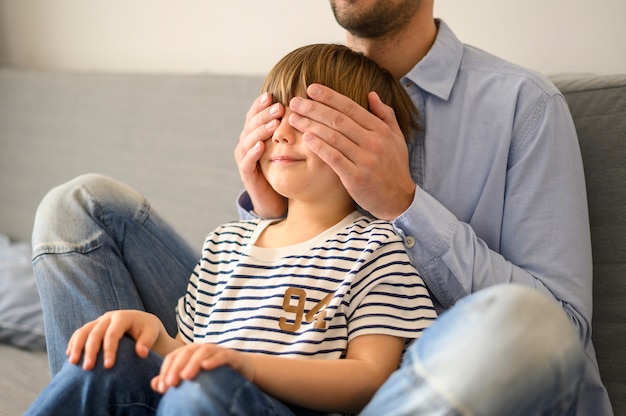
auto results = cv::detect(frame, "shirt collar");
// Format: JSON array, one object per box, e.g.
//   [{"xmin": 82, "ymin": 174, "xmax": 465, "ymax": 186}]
[{"xmin": 402, "ymin": 19, "xmax": 463, "ymax": 101}]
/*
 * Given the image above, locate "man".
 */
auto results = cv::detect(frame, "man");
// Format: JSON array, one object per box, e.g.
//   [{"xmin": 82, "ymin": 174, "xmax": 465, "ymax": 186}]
[
  {"xmin": 234, "ymin": 0, "xmax": 612, "ymax": 414},
  {"xmin": 33, "ymin": 1, "xmax": 610, "ymax": 414}
]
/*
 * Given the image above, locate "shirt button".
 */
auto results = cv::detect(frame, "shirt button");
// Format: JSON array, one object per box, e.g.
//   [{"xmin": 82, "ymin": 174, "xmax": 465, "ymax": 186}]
[{"xmin": 405, "ymin": 236, "xmax": 416, "ymax": 248}]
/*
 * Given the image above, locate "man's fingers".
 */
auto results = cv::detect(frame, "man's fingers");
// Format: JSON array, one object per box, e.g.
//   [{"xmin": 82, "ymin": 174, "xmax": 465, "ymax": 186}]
[
  {"xmin": 305, "ymin": 83, "xmax": 382, "ymax": 132},
  {"xmin": 289, "ymin": 95, "xmax": 361, "ymax": 143},
  {"xmin": 236, "ymin": 92, "xmax": 281, "ymax": 168},
  {"xmin": 302, "ymin": 131, "xmax": 357, "ymax": 179},
  {"xmin": 238, "ymin": 140, "xmax": 264, "ymax": 175},
  {"xmin": 235, "ymin": 115, "xmax": 278, "ymax": 167},
  {"xmin": 240, "ymin": 100, "xmax": 283, "ymax": 141},
  {"xmin": 367, "ymin": 91, "xmax": 404, "ymax": 136},
  {"xmin": 243, "ymin": 92, "xmax": 271, "ymax": 125},
  {"xmin": 289, "ymin": 107, "xmax": 361, "ymax": 163}
]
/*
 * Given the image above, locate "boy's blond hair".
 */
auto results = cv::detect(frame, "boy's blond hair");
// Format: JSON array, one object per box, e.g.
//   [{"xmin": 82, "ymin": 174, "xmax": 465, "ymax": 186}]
[{"xmin": 262, "ymin": 43, "xmax": 419, "ymax": 138}]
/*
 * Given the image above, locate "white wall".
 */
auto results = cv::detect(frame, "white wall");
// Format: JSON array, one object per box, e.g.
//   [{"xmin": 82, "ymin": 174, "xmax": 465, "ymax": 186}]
[
  {"xmin": 0, "ymin": 0, "xmax": 624, "ymax": 76},
  {"xmin": 435, "ymin": 0, "xmax": 626, "ymax": 76}
]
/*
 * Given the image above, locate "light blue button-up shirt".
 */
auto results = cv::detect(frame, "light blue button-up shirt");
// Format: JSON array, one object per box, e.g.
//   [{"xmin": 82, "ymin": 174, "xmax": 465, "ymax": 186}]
[
  {"xmin": 393, "ymin": 20, "xmax": 609, "ymax": 414},
  {"xmin": 397, "ymin": 20, "xmax": 591, "ymax": 324},
  {"xmin": 239, "ymin": 20, "xmax": 611, "ymax": 414}
]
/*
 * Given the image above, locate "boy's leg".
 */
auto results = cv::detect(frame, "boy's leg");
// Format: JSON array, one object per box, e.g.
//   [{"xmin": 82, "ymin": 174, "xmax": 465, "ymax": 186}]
[
  {"xmin": 157, "ymin": 366, "xmax": 299, "ymax": 416},
  {"xmin": 32, "ymin": 174, "xmax": 198, "ymax": 375},
  {"xmin": 360, "ymin": 284, "xmax": 585, "ymax": 416},
  {"xmin": 24, "ymin": 336, "xmax": 163, "ymax": 416}
]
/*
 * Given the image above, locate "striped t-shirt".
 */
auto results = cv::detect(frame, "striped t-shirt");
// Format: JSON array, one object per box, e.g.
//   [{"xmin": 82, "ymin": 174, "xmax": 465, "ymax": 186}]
[{"xmin": 176, "ymin": 211, "xmax": 436, "ymax": 359}]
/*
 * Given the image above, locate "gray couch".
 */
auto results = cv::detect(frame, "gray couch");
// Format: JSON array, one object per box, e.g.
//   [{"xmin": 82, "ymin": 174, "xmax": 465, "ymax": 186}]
[{"xmin": 0, "ymin": 69, "xmax": 624, "ymax": 415}]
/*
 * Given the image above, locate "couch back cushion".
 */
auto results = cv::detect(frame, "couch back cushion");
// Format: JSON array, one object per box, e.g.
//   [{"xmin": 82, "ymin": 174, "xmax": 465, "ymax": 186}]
[
  {"xmin": 0, "ymin": 70, "xmax": 265, "ymax": 247},
  {"xmin": 552, "ymin": 74, "xmax": 626, "ymax": 415}
]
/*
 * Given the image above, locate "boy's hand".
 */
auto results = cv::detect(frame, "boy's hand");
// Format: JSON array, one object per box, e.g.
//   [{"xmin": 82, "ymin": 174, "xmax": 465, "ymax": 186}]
[
  {"xmin": 66, "ymin": 310, "xmax": 165, "ymax": 371},
  {"xmin": 235, "ymin": 92, "xmax": 288, "ymax": 219},
  {"xmin": 151, "ymin": 344, "xmax": 253, "ymax": 394}
]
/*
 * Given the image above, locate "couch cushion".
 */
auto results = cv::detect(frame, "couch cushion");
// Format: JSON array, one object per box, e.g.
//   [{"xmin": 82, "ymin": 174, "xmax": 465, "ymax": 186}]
[
  {"xmin": 552, "ymin": 74, "xmax": 626, "ymax": 415},
  {"xmin": 0, "ymin": 70, "xmax": 265, "ymax": 247},
  {"xmin": 0, "ymin": 234, "xmax": 45, "ymax": 349}
]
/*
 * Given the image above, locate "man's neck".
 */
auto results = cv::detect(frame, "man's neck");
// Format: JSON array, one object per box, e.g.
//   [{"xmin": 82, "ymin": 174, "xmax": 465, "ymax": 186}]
[{"xmin": 346, "ymin": 14, "xmax": 437, "ymax": 80}]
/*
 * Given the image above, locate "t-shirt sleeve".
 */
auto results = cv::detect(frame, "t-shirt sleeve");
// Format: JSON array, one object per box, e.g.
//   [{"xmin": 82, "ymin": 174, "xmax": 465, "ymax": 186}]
[{"xmin": 347, "ymin": 236, "xmax": 437, "ymax": 343}]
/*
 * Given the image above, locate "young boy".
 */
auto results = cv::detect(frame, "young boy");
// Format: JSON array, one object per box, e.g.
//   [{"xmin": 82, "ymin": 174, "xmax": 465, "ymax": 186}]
[{"xmin": 25, "ymin": 44, "xmax": 435, "ymax": 415}]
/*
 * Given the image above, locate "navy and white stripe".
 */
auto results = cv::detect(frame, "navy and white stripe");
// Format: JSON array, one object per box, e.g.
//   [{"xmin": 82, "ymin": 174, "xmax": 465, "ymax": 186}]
[{"xmin": 177, "ymin": 211, "xmax": 436, "ymax": 359}]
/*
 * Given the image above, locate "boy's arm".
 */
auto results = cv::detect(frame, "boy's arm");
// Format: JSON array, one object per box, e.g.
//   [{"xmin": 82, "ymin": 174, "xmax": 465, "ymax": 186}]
[{"xmin": 251, "ymin": 333, "xmax": 405, "ymax": 413}]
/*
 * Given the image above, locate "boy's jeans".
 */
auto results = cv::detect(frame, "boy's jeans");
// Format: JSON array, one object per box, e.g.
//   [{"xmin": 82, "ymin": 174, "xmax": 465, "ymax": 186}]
[
  {"xmin": 29, "ymin": 174, "xmax": 584, "ymax": 415},
  {"xmin": 25, "ymin": 336, "xmax": 303, "ymax": 416}
]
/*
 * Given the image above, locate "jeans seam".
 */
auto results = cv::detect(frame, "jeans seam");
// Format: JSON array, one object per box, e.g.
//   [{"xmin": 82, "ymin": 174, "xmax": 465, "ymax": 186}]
[
  {"xmin": 32, "ymin": 234, "xmax": 103, "ymax": 261},
  {"xmin": 32, "ymin": 181, "xmax": 108, "ymax": 260}
]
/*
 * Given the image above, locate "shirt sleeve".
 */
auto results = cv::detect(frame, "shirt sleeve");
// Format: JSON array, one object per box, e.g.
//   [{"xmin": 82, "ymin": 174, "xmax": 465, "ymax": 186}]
[
  {"xmin": 236, "ymin": 190, "xmax": 259, "ymax": 221},
  {"xmin": 347, "ymin": 235, "xmax": 437, "ymax": 343}
]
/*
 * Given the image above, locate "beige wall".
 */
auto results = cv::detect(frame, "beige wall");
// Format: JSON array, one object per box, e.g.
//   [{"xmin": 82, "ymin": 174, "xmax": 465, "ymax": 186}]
[
  {"xmin": 0, "ymin": 0, "xmax": 624, "ymax": 76},
  {"xmin": 435, "ymin": 0, "xmax": 626, "ymax": 76}
]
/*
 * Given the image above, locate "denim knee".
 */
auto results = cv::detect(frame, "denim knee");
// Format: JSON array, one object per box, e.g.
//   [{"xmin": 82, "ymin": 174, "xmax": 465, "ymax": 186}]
[
  {"xmin": 158, "ymin": 366, "xmax": 247, "ymax": 415},
  {"xmin": 468, "ymin": 284, "xmax": 584, "ymax": 372},
  {"xmin": 407, "ymin": 284, "xmax": 584, "ymax": 366},
  {"xmin": 157, "ymin": 366, "xmax": 291, "ymax": 416},
  {"xmin": 27, "ymin": 335, "xmax": 162, "ymax": 415},
  {"xmin": 32, "ymin": 173, "xmax": 149, "ymax": 256},
  {"xmin": 77, "ymin": 335, "xmax": 161, "ymax": 385},
  {"xmin": 400, "ymin": 284, "xmax": 585, "ymax": 415}
]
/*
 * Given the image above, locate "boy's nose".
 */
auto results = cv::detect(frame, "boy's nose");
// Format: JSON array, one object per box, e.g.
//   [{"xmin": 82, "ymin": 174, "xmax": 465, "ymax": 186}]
[{"xmin": 272, "ymin": 117, "xmax": 296, "ymax": 144}]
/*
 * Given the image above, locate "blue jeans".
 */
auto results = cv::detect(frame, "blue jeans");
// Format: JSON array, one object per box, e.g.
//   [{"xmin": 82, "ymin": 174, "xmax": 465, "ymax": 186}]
[
  {"xmin": 30, "ymin": 174, "xmax": 585, "ymax": 415},
  {"xmin": 32, "ymin": 174, "xmax": 198, "ymax": 375},
  {"xmin": 24, "ymin": 336, "xmax": 304, "ymax": 416},
  {"xmin": 361, "ymin": 284, "xmax": 584, "ymax": 415}
]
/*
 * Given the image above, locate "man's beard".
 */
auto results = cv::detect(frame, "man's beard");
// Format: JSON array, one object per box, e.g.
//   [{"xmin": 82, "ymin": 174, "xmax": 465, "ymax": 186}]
[{"xmin": 330, "ymin": 0, "xmax": 422, "ymax": 39}]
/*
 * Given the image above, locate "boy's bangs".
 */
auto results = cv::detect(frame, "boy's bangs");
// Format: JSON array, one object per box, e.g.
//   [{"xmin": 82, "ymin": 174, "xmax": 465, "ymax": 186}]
[{"xmin": 267, "ymin": 63, "xmax": 312, "ymax": 105}]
